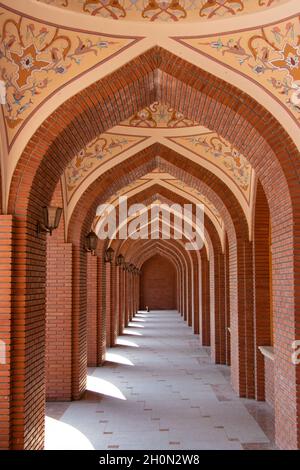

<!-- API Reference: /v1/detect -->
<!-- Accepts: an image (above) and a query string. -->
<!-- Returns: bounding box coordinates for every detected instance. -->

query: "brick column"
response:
[71,246,87,400]
[110,263,118,346]
[46,236,73,400]
[118,266,125,334]
[105,262,112,348]
[230,239,255,399]
[87,254,98,367]
[124,271,129,326]
[98,256,106,365]
[0,215,13,450]
[200,248,210,346]
[253,182,271,401]
[192,254,200,335]
[224,237,231,366]
[210,250,226,364]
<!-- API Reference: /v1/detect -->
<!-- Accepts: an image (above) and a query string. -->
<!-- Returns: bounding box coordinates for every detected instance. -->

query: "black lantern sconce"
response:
[129,264,135,273]
[37,206,62,236]
[85,230,98,255]
[104,247,114,263]
[123,261,129,272]
[116,254,125,267]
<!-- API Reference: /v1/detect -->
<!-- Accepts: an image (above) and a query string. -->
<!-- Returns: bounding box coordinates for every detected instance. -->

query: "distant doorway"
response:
[140,254,177,310]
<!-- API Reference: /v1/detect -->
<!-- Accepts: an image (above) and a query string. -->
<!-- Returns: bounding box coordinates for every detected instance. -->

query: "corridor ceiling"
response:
[0,0,299,245]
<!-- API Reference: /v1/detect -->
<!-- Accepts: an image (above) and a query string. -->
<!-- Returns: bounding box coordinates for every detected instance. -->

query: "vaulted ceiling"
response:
[0,0,299,251]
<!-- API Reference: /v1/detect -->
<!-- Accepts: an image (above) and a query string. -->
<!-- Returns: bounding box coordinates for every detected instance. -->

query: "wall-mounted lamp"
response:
[129,264,135,273]
[37,206,62,236]
[104,247,114,263]
[116,254,125,267]
[123,262,129,272]
[85,230,98,255]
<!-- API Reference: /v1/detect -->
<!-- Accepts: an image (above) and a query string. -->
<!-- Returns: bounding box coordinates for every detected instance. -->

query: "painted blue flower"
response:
[55,66,66,74]
[253,65,265,75]
[98,41,108,48]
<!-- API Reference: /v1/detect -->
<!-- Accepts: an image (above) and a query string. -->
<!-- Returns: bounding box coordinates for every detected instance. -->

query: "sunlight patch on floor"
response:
[87,375,127,400]
[106,351,134,366]
[116,338,139,348]
[45,416,94,450]
[123,328,143,336]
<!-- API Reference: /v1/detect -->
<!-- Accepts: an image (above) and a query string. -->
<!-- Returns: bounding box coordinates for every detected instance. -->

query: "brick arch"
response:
[127,239,189,317]
[140,251,177,311]
[120,198,225,354]
[68,160,253,395]
[6,46,300,450]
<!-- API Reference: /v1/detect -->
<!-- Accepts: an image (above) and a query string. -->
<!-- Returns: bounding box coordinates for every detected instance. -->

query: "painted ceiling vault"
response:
[37,0,288,22]
[0,0,299,243]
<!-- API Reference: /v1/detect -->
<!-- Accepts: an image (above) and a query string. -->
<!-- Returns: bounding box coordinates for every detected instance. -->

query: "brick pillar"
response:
[210,250,226,364]
[253,182,271,401]
[110,263,118,346]
[98,256,106,365]
[46,236,73,400]
[0,215,13,450]
[187,264,193,327]
[200,248,210,346]
[230,239,255,399]
[118,266,125,334]
[192,254,200,335]
[105,262,112,348]
[124,271,129,326]
[10,217,46,450]
[224,237,231,366]
[130,273,134,319]
[87,254,98,367]
[71,246,87,400]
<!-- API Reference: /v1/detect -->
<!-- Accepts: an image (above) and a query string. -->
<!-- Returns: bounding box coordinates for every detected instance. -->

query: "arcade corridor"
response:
[45,311,274,450]
[0,0,300,452]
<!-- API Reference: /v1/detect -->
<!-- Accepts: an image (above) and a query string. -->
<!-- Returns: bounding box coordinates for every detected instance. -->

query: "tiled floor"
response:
[45,310,276,450]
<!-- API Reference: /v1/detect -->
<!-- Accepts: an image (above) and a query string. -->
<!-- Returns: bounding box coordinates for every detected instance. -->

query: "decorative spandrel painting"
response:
[120,102,199,128]
[175,15,300,123]
[169,132,253,203]
[37,0,288,22]
[64,132,148,202]
[0,7,140,146]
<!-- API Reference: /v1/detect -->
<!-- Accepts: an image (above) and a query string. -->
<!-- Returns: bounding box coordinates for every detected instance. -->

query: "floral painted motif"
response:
[65,133,148,201]
[83,0,126,19]
[170,132,252,201]
[121,102,199,128]
[0,7,139,145]
[199,0,244,19]
[141,1,187,22]
[175,16,300,122]
[172,179,223,227]
[37,0,287,22]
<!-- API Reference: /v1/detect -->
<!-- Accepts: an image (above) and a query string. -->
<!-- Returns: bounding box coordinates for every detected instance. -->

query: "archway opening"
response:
[140,254,177,311]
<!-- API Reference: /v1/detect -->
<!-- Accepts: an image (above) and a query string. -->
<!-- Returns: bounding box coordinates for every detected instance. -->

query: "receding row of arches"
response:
[0,47,299,451]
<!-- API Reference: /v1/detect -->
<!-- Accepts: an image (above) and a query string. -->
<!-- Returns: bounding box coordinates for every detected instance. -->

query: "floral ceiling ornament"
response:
[83,0,126,19]
[0,7,140,145]
[64,132,148,201]
[169,132,252,202]
[142,1,187,22]
[199,0,244,19]
[122,102,199,128]
[174,15,300,122]
[37,0,286,22]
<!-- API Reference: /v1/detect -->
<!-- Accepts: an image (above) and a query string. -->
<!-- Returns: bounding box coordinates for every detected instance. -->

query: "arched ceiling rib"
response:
[36,0,290,23]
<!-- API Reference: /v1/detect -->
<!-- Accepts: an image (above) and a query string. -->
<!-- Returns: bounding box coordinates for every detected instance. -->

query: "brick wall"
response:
[264,356,275,408]
[0,216,13,449]
[46,183,73,401]
[140,254,177,310]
